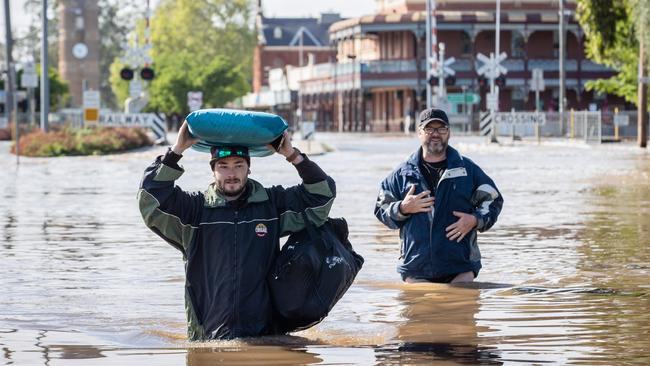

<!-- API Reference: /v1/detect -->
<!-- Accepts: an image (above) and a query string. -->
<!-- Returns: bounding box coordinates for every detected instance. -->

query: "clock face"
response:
[72,43,88,59]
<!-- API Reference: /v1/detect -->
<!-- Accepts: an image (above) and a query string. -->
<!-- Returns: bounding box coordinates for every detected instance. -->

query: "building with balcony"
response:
[245,0,627,133]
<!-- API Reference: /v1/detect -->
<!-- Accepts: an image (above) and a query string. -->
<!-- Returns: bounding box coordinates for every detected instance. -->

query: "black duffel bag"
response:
[268,214,364,333]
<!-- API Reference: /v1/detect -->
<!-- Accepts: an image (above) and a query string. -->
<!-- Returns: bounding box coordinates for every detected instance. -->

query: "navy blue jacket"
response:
[374,145,503,280]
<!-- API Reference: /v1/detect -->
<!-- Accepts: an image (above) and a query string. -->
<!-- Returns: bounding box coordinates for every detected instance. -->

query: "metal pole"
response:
[438,43,445,99]
[639,38,648,148]
[490,0,501,143]
[425,0,431,108]
[559,0,566,136]
[41,0,50,132]
[298,30,303,130]
[3,0,18,163]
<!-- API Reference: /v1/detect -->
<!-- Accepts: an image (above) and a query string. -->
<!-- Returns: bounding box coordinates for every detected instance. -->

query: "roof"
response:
[330,9,580,33]
[259,14,343,47]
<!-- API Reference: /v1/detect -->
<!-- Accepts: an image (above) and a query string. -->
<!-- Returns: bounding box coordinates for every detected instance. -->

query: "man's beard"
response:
[217,179,246,197]
[425,138,447,155]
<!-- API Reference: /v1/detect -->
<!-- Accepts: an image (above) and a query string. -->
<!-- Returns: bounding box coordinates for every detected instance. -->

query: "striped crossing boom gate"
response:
[99,113,167,143]
[479,111,493,136]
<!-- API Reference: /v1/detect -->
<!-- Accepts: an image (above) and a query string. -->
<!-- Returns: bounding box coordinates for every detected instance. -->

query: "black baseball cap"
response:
[418,108,449,128]
[209,145,250,167]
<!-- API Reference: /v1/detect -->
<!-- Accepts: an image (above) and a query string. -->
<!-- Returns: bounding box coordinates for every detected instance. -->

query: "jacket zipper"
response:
[232,209,239,333]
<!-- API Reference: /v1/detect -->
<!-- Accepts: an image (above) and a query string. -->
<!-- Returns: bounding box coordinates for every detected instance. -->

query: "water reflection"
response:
[374,283,502,365]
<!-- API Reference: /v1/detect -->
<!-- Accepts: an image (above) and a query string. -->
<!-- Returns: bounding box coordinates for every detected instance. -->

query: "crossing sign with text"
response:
[495,112,546,125]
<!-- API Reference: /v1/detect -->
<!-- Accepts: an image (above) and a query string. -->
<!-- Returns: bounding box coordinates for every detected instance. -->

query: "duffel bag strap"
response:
[301,211,330,253]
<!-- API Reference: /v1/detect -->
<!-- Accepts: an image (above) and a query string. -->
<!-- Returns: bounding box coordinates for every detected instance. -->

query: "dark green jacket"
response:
[137,151,336,340]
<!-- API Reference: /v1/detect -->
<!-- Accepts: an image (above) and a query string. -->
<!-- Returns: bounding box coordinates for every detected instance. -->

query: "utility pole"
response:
[4,0,18,162]
[297,29,303,131]
[425,0,437,109]
[559,0,566,136]
[639,37,648,148]
[490,0,501,143]
[41,0,50,132]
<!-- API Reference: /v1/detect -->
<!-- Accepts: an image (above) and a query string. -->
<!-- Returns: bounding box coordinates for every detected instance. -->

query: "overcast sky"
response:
[3,0,377,37]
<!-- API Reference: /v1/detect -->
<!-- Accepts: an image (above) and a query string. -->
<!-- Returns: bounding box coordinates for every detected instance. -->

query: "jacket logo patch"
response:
[255,223,268,237]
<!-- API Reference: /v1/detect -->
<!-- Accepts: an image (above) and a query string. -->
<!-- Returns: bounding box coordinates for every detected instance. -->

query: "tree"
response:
[110,0,255,114]
[98,0,142,109]
[577,0,649,107]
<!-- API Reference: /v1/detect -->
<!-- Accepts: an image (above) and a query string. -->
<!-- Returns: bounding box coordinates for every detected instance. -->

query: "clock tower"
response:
[58,0,101,108]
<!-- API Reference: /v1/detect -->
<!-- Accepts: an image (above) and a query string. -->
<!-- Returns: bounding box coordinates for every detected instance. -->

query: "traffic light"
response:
[120,67,134,81]
[496,75,506,88]
[445,75,456,87]
[427,75,435,86]
[140,67,155,81]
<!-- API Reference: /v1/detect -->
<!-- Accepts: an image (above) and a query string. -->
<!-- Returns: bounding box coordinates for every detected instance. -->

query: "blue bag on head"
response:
[186,108,289,157]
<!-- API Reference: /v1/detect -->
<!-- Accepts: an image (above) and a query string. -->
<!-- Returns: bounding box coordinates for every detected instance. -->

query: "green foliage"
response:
[98,0,139,109]
[110,0,256,114]
[11,126,152,157]
[577,0,650,105]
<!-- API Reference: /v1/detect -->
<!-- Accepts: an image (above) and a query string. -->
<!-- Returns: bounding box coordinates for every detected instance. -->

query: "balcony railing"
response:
[286,58,613,84]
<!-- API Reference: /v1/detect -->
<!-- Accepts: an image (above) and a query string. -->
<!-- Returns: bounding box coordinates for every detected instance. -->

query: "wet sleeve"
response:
[273,155,336,236]
[470,164,503,232]
[374,172,409,230]
[137,150,203,255]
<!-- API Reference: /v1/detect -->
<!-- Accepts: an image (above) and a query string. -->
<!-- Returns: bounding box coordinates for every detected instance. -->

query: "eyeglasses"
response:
[421,126,449,135]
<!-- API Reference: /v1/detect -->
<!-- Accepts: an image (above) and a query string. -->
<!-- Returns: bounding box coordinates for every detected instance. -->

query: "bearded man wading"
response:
[137,121,336,340]
[374,109,503,284]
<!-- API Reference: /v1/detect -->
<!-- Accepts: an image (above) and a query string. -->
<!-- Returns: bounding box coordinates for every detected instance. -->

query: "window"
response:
[460,31,471,55]
[511,32,526,58]
[274,27,282,39]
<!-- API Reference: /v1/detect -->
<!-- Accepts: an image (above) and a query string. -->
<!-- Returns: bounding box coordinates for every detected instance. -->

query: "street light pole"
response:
[425,0,437,109]
[490,0,501,143]
[297,30,303,131]
[3,0,18,162]
[41,0,50,132]
[559,0,566,136]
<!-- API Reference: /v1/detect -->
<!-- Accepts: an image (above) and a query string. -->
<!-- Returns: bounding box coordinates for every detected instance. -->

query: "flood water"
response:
[1,133,649,365]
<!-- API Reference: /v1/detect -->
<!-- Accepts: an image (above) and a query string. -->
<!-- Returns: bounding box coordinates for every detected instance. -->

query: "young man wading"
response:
[137,121,336,340]
[375,109,503,284]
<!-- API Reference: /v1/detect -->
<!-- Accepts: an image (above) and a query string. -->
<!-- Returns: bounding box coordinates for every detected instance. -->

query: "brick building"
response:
[245,0,626,132]
[252,8,341,93]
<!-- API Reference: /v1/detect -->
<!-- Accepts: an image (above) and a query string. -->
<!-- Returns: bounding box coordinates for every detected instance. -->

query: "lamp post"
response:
[425,0,437,109]
[347,54,357,131]
[41,0,50,132]
[558,0,566,136]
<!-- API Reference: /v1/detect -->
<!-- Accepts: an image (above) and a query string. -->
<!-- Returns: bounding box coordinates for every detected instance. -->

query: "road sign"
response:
[476,52,508,79]
[495,112,546,125]
[486,93,498,110]
[639,76,650,84]
[187,91,203,112]
[447,93,480,104]
[100,112,167,140]
[83,90,101,125]
[614,114,629,126]
[480,111,493,136]
[21,62,38,88]
[530,68,545,92]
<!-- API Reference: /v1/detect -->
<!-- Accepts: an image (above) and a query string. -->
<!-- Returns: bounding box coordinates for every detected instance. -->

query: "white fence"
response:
[494,110,648,143]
